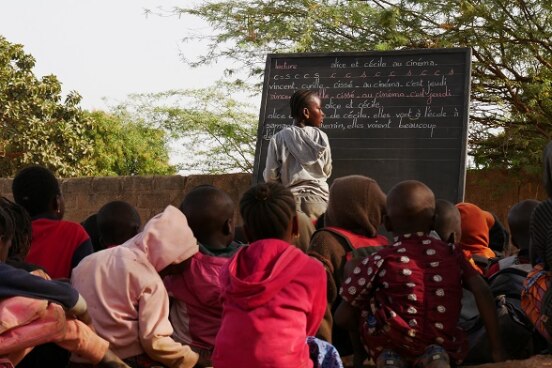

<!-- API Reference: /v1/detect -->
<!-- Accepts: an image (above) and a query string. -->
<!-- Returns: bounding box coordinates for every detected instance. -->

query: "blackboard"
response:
[252,48,471,203]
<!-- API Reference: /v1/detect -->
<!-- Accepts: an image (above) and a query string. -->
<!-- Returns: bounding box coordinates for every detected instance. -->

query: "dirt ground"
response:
[343,354,552,367]
[464,355,552,367]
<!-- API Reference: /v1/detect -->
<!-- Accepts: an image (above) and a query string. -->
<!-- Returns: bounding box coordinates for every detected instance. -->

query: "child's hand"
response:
[30,268,51,280]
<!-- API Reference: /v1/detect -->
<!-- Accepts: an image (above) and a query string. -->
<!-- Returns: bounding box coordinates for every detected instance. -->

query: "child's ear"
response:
[223,218,234,236]
[383,214,393,232]
[302,107,310,120]
[291,215,299,237]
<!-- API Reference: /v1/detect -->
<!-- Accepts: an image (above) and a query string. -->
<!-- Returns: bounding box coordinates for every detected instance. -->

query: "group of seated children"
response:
[3,152,552,368]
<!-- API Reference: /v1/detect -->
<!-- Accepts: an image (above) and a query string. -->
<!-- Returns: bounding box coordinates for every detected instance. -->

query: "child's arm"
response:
[463,274,506,363]
[139,280,199,368]
[263,136,280,182]
[0,263,80,310]
[335,301,367,368]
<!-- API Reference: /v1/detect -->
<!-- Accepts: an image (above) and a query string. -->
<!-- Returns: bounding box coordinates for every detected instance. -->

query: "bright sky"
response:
[0,0,228,110]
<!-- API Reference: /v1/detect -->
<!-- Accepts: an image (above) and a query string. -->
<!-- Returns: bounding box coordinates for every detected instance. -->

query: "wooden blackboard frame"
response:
[252,48,471,203]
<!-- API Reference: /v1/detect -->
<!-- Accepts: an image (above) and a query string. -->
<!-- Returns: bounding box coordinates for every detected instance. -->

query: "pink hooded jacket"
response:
[71,206,199,368]
[213,239,327,368]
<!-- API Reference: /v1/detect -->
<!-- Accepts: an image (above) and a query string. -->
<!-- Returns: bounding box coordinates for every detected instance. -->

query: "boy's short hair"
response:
[97,201,141,247]
[179,185,234,240]
[240,182,295,240]
[12,165,61,217]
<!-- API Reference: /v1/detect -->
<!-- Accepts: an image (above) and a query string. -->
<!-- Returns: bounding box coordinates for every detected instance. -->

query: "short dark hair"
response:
[240,182,295,240]
[97,201,141,247]
[12,165,60,217]
[289,90,319,119]
[179,185,234,241]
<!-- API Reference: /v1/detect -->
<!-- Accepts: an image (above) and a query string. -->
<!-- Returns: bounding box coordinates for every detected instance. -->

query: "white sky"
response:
[0,0,229,110]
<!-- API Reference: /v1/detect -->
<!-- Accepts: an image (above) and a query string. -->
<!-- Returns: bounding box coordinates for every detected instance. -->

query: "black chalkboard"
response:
[252,48,471,203]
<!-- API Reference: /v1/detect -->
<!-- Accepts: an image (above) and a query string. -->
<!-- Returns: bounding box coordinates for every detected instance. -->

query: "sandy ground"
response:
[464,355,552,367]
[343,354,552,367]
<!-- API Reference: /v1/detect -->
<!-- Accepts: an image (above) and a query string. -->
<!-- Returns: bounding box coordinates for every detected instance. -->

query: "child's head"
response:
[97,201,141,249]
[12,165,63,218]
[384,180,435,235]
[543,141,552,198]
[290,89,324,127]
[179,185,235,249]
[325,175,386,237]
[434,199,462,244]
[456,202,494,249]
[508,199,540,252]
[0,197,16,262]
[0,197,32,262]
[240,182,297,242]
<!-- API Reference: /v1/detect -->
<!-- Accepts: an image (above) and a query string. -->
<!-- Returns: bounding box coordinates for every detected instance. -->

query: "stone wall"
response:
[0,169,546,227]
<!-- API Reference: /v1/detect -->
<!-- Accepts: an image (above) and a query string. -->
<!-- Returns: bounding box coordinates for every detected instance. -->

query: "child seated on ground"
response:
[213,182,335,368]
[97,201,141,249]
[434,199,462,244]
[164,185,243,365]
[486,199,538,278]
[12,165,93,279]
[456,202,497,274]
[309,175,388,349]
[0,197,127,368]
[71,206,201,368]
[522,142,552,344]
[335,180,504,368]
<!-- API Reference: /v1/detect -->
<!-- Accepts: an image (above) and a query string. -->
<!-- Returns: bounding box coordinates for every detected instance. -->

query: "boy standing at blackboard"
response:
[264,90,332,220]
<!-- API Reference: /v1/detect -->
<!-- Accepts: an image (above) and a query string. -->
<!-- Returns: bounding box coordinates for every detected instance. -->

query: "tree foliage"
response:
[113,82,257,174]
[85,110,176,176]
[173,0,552,173]
[0,35,95,177]
[0,36,174,177]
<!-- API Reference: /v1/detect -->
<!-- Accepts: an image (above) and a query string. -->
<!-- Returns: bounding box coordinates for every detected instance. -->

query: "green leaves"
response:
[112,81,257,174]
[171,0,552,173]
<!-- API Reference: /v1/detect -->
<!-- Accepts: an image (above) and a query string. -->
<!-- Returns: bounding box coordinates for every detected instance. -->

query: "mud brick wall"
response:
[0,173,252,225]
[0,169,546,228]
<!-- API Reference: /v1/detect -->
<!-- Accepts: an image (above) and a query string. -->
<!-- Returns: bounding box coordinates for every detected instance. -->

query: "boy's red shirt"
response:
[340,233,478,364]
[26,218,91,279]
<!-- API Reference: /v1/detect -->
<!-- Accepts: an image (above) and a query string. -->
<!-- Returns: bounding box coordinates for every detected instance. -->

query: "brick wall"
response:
[0,173,252,225]
[0,170,546,228]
